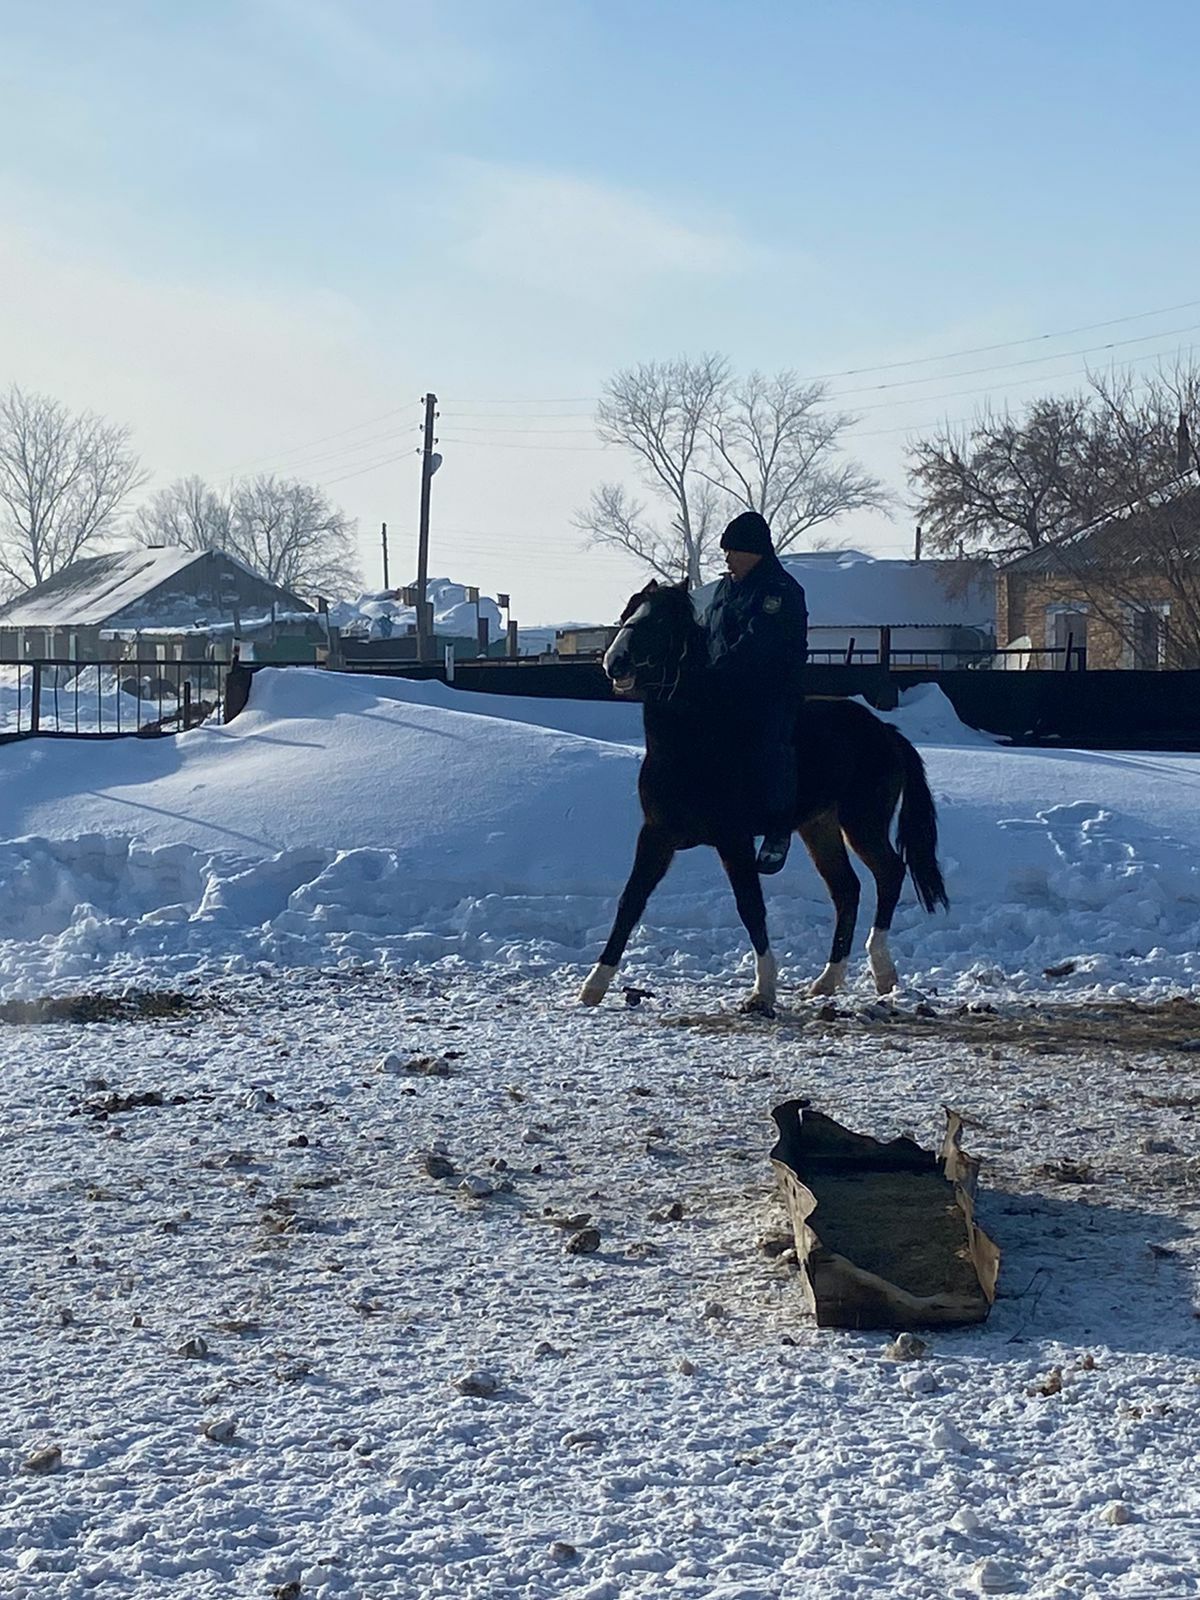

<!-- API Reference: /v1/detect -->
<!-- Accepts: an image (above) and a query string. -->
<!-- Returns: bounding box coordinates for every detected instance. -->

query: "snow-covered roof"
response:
[0,547,312,630]
[784,551,995,627]
[0,548,209,629]
[696,551,995,629]
[1002,479,1200,574]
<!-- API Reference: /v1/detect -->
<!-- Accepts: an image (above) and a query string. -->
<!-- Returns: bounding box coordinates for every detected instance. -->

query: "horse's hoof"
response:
[873,972,899,997]
[809,961,848,998]
[740,995,776,1019]
[578,963,616,1007]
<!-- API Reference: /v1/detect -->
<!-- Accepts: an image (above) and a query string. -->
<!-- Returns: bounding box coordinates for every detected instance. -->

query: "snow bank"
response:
[869,682,1003,748]
[1,668,1200,999]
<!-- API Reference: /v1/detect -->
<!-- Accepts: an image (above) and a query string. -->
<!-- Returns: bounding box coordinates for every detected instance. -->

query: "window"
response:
[1045,604,1088,667]
[1125,603,1170,669]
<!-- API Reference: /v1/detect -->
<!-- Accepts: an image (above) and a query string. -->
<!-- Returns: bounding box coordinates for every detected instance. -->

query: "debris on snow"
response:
[452,1370,498,1398]
[884,1333,929,1362]
[202,1416,238,1443]
[458,1175,494,1199]
[565,1227,601,1255]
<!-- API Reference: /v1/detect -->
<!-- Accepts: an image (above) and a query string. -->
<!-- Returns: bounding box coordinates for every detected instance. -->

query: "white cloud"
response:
[446,160,762,302]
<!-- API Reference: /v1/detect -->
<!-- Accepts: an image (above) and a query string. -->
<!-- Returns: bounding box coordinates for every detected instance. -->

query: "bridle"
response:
[617,606,700,702]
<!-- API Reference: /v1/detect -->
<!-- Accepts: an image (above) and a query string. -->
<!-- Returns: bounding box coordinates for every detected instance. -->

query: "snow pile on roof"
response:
[1,668,1199,999]
[694,550,995,629]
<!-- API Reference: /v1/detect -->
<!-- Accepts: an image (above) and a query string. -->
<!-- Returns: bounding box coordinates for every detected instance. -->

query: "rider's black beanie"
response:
[720,510,774,555]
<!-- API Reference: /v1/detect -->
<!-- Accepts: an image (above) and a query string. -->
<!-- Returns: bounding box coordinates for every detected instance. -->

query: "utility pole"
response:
[416,392,438,662]
[381,521,390,590]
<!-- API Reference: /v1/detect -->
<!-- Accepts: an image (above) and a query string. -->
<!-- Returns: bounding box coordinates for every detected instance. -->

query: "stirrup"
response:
[756,834,791,875]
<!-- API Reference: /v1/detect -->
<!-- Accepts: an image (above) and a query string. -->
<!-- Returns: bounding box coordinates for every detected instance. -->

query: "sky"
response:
[3,0,1200,623]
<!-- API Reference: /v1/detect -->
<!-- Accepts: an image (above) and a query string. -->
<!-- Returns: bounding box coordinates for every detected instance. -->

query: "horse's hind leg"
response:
[841,807,906,995]
[799,810,860,996]
[716,838,776,1016]
[579,825,675,1005]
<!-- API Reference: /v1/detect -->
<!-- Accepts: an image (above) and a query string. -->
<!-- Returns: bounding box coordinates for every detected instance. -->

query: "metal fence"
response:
[806,644,1087,671]
[0,659,231,738]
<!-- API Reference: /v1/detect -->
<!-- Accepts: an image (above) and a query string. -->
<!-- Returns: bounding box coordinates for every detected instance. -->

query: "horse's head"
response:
[603,580,703,699]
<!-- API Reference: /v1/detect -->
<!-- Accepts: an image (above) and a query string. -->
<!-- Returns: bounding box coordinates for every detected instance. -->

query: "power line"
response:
[827,320,1200,399]
[845,334,1199,417]
[441,295,1200,412]
[438,436,611,452]
[436,423,600,436]
[806,295,1200,381]
[321,448,419,486]
[228,401,421,474]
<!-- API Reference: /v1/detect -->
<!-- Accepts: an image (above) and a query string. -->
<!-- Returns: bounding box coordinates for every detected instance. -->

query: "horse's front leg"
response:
[579,826,676,1005]
[717,838,777,1017]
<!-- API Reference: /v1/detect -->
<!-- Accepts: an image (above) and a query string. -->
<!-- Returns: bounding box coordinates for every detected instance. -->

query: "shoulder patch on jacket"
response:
[763,594,782,614]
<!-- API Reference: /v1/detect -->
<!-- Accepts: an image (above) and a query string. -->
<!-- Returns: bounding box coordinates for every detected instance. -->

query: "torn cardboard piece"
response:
[770,1101,1001,1330]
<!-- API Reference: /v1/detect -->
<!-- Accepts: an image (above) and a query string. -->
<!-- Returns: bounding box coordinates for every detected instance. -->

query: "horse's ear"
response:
[646,579,659,592]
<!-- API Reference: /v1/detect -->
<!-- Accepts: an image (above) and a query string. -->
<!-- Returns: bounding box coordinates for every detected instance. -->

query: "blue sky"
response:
[3,0,1199,618]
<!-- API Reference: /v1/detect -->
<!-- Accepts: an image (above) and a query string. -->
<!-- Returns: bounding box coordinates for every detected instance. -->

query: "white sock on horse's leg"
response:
[579,963,617,1006]
[749,948,777,1009]
[809,959,848,997]
[866,928,898,994]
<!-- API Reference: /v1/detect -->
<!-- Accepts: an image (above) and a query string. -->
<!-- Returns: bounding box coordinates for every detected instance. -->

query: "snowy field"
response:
[2,669,1199,1597]
[1,667,1200,1001]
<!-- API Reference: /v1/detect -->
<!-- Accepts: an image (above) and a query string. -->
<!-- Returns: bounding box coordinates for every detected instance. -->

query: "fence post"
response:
[843,636,856,667]
[507,621,519,658]
[1065,631,1074,672]
[29,661,41,734]
[182,680,193,729]
[879,625,892,671]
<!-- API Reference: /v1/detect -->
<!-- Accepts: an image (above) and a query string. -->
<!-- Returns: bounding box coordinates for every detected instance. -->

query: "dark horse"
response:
[579,581,948,1014]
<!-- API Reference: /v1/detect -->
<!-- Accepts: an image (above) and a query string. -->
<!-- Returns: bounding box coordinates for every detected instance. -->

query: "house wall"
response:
[998,569,1179,668]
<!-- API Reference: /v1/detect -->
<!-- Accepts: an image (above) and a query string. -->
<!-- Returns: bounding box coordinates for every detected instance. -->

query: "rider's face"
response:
[724,550,762,582]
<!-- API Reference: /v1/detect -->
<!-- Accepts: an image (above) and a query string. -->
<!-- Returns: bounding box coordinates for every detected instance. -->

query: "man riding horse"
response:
[706,510,809,875]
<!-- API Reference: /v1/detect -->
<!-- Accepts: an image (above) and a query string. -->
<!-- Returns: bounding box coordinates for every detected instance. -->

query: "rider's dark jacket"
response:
[705,553,808,696]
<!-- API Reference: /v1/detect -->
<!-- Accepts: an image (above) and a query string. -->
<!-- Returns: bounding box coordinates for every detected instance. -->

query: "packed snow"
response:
[2,667,1199,1598]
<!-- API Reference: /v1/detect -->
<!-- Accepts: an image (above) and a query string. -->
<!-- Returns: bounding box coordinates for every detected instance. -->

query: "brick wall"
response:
[998,569,1177,667]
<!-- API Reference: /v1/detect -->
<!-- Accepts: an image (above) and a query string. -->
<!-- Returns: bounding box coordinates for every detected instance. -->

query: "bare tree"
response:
[1051,368,1200,665]
[578,356,727,585]
[915,365,1200,662]
[0,386,144,593]
[132,475,231,550]
[577,356,882,585]
[906,396,1111,559]
[228,475,361,597]
[701,370,888,550]
[131,473,361,597]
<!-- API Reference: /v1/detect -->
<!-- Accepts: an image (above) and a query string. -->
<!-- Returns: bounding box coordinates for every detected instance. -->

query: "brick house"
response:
[996,486,1200,669]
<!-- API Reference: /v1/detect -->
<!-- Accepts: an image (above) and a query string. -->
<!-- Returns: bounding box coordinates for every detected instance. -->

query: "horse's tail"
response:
[893,732,949,913]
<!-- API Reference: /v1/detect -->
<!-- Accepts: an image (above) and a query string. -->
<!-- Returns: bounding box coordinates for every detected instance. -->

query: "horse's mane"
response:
[619,581,703,637]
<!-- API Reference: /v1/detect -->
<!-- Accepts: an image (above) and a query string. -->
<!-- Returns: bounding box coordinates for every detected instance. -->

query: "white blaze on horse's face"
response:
[604,602,651,692]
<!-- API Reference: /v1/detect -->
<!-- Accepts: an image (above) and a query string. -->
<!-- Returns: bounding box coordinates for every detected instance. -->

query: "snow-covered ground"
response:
[2,969,1198,1599]
[0,670,1199,1001]
[2,668,1199,1597]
